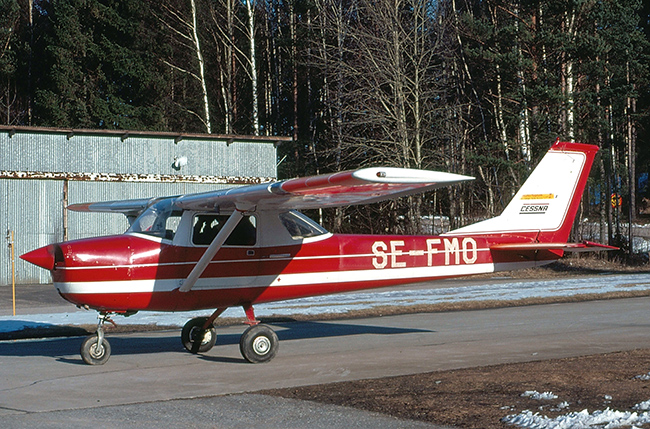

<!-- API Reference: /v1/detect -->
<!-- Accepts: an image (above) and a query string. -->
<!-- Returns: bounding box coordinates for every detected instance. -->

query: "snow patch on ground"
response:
[505,390,650,428]
[503,407,650,428]
[633,400,650,411]
[521,391,559,400]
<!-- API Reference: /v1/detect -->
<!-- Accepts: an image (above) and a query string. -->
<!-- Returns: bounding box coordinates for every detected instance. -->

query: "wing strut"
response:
[179,209,245,293]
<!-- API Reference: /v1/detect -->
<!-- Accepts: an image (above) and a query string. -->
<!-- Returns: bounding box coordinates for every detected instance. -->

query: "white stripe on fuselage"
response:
[56,246,493,271]
[54,259,548,295]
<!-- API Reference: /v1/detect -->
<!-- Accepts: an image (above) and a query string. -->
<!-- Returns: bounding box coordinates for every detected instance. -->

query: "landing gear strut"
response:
[80,313,113,365]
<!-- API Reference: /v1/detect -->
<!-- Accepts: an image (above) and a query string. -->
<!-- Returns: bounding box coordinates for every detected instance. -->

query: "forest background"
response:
[1,0,649,256]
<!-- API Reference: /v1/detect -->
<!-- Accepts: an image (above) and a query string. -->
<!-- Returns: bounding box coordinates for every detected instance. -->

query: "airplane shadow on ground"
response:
[0,320,433,364]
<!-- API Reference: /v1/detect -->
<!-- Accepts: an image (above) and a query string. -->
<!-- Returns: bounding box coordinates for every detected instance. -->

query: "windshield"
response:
[127,199,182,240]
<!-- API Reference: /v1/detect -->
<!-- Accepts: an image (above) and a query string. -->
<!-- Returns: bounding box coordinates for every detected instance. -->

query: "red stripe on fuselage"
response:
[51,232,560,312]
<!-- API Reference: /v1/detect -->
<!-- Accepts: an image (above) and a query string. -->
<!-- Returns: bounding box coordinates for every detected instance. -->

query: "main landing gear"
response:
[181,305,279,364]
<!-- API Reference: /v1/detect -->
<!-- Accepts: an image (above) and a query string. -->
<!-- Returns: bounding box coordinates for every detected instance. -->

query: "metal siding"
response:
[2,179,62,284]
[0,133,277,178]
[1,129,278,285]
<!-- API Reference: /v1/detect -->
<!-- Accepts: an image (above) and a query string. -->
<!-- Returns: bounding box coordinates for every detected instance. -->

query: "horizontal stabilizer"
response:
[491,241,618,253]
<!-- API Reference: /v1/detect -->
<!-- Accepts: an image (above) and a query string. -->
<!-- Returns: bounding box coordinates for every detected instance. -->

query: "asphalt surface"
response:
[2,283,650,427]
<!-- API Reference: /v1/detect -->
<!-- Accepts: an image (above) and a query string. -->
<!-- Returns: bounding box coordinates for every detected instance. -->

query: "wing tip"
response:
[352,167,474,184]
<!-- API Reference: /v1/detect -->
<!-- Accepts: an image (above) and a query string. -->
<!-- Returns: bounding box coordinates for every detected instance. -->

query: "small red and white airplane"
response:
[21,140,615,365]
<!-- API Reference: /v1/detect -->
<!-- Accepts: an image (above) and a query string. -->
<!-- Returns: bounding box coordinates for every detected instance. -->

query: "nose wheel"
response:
[80,313,113,365]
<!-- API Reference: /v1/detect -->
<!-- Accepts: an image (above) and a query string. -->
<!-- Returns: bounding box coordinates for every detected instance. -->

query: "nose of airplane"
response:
[20,245,57,270]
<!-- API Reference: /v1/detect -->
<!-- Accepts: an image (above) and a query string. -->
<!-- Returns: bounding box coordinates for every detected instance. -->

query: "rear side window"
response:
[279,211,328,239]
[192,214,257,246]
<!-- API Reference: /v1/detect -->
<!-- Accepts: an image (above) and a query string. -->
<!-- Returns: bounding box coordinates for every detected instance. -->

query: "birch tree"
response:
[245,0,260,135]
[157,0,212,133]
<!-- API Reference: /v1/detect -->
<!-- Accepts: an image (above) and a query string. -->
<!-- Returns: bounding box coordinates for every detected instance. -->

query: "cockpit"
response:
[127,198,329,246]
[127,199,182,240]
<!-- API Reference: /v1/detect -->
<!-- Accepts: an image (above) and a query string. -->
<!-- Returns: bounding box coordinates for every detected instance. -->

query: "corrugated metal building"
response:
[0,126,290,284]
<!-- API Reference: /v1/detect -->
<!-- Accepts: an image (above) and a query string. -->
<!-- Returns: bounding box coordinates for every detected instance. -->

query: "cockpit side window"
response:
[279,211,328,239]
[192,214,257,246]
[127,199,182,240]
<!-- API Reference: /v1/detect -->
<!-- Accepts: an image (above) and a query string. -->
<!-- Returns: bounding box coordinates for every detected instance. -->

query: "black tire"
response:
[239,324,279,363]
[181,317,217,353]
[80,335,111,365]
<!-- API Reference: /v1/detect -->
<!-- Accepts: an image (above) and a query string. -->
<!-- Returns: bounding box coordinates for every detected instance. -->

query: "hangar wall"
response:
[0,126,288,284]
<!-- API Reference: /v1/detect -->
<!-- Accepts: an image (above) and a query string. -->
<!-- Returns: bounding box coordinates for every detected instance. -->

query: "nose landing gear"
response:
[80,313,114,365]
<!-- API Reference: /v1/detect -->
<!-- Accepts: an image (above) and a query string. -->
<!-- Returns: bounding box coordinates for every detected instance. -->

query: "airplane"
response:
[21,139,616,365]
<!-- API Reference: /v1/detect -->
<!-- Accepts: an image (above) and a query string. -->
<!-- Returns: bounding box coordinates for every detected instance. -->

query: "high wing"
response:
[68,167,473,214]
[175,167,473,212]
[68,197,160,215]
[67,197,171,224]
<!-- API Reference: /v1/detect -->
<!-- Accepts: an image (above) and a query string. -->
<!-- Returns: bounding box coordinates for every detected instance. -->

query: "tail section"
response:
[447,140,598,243]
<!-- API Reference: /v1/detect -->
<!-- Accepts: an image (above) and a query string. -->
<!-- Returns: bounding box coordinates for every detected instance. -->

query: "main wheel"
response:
[80,335,111,365]
[239,324,279,363]
[181,317,217,353]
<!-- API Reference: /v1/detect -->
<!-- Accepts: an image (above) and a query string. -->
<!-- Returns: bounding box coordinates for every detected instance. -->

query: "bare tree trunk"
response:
[514,2,531,162]
[190,0,212,133]
[626,57,636,252]
[246,0,260,135]
[230,0,238,130]
[596,76,609,250]
[159,0,212,132]
[264,13,273,136]
[487,2,509,161]
[563,8,576,141]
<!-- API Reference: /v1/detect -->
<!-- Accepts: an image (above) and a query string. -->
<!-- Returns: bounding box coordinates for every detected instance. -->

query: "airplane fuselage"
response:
[47,230,557,313]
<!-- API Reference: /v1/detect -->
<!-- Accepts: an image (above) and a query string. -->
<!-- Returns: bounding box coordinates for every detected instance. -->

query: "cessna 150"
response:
[21,140,615,365]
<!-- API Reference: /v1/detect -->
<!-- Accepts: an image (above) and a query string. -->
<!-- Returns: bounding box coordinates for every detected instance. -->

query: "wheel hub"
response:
[252,336,270,355]
[90,342,105,359]
[191,327,212,345]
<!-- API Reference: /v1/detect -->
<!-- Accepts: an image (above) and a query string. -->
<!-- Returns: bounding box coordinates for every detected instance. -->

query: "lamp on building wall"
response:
[172,156,188,171]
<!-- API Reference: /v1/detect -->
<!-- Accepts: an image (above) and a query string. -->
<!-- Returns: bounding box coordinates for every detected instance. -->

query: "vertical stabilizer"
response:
[447,140,598,243]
